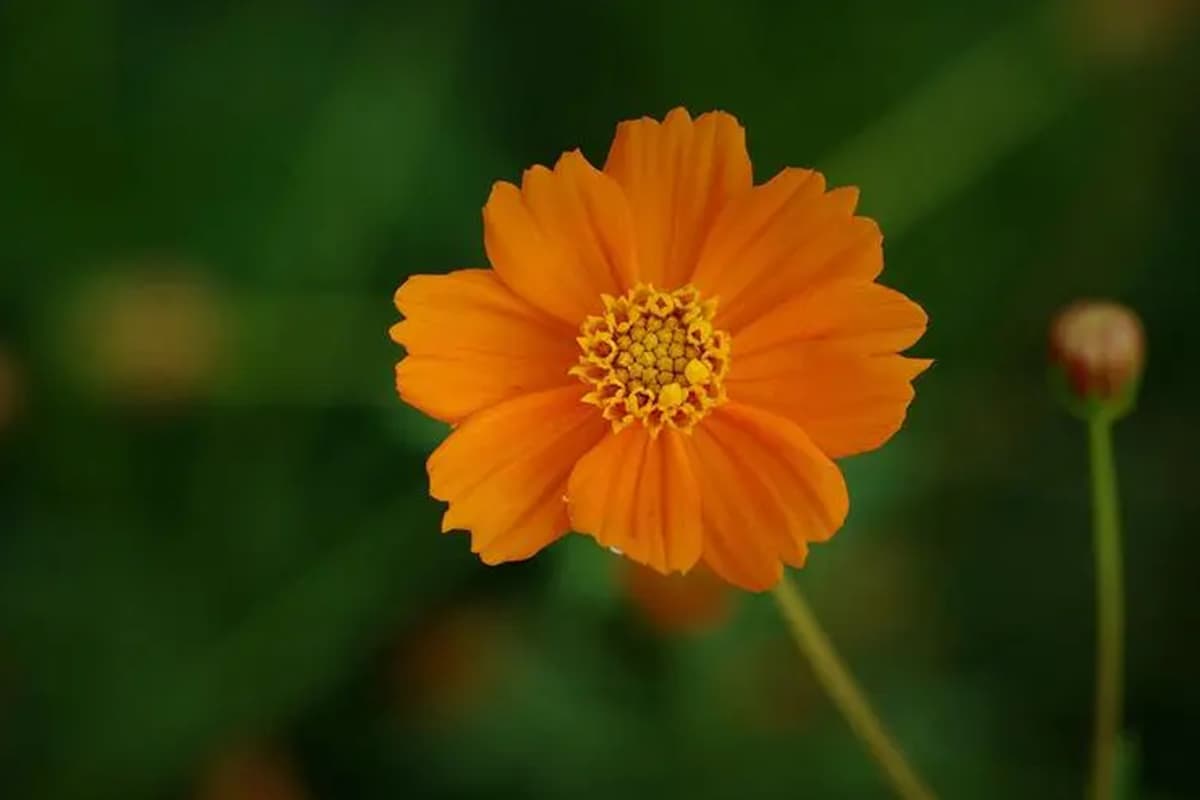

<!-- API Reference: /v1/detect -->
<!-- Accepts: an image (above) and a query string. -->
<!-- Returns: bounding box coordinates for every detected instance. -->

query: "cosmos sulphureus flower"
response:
[391,108,929,591]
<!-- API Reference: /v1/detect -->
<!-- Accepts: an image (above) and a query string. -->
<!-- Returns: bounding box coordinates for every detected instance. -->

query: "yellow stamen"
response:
[658,382,684,408]
[684,359,711,385]
[573,283,732,436]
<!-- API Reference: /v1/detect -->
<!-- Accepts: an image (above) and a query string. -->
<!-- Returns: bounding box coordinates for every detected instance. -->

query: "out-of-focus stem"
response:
[1088,413,1125,800]
[772,575,937,800]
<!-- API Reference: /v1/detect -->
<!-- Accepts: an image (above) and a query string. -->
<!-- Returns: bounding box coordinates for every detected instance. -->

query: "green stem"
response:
[772,575,937,800]
[1088,413,1125,800]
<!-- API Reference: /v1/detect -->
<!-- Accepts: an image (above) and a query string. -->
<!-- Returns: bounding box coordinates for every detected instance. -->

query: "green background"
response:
[2,1,1198,798]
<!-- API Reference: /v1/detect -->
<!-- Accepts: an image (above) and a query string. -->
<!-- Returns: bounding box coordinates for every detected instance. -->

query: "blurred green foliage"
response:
[1,1,1198,798]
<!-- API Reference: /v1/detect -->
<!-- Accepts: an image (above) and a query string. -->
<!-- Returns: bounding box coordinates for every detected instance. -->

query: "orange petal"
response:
[390,269,578,424]
[483,150,638,326]
[427,386,607,565]
[735,280,928,359]
[689,403,849,592]
[566,426,702,574]
[727,346,931,460]
[603,108,752,289]
[691,168,883,333]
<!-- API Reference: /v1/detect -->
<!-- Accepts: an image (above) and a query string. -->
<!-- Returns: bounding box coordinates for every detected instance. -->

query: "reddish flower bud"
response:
[1050,300,1145,406]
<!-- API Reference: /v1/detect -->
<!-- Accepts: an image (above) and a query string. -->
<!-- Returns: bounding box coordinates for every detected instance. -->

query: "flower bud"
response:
[1050,300,1145,409]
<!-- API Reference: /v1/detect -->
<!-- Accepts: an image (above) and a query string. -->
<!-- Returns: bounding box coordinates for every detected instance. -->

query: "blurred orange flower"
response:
[1078,0,1199,62]
[195,745,309,800]
[391,108,928,591]
[0,346,22,433]
[390,604,510,724]
[78,267,225,405]
[622,561,732,633]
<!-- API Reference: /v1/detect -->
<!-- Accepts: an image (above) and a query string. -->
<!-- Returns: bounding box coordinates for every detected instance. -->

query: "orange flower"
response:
[195,745,309,800]
[622,561,732,633]
[77,267,225,405]
[391,108,929,591]
[391,604,510,723]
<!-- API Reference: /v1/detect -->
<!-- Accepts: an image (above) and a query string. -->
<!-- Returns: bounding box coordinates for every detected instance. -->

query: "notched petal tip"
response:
[388,320,407,345]
[904,356,935,379]
[483,179,522,214]
[604,107,753,290]
[553,148,593,171]
[826,185,862,215]
[426,387,607,569]
[392,274,440,316]
[695,108,741,124]
[771,166,826,194]
[663,106,694,125]
[520,163,555,187]
[483,145,639,324]
[689,403,849,591]
[566,427,703,575]
[725,564,786,594]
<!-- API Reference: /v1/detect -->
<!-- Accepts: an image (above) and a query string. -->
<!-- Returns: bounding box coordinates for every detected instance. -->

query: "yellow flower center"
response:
[570,284,731,436]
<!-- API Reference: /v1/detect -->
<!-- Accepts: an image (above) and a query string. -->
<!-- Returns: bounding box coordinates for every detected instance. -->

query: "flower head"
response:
[391,109,929,591]
[1050,299,1144,414]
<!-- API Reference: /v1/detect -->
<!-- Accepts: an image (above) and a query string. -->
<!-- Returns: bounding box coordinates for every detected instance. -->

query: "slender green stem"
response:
[772,575,937,800]
[1088,413,1125,800]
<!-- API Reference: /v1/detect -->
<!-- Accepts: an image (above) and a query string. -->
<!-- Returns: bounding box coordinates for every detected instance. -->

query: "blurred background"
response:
[1,1,1198,798]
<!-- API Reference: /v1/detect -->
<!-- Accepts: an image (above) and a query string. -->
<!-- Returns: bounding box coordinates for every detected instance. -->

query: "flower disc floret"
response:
[571,284,730,436]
